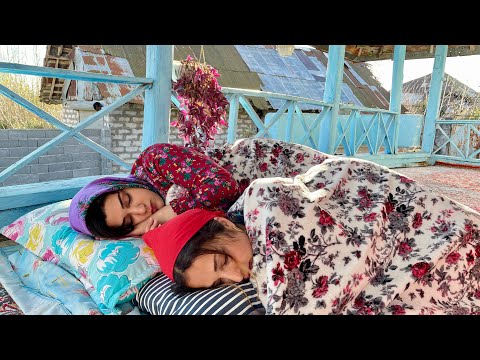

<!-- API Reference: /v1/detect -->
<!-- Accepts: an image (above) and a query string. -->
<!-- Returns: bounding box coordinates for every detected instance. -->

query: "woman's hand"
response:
[128,205,178,237]
[150,205,177,224]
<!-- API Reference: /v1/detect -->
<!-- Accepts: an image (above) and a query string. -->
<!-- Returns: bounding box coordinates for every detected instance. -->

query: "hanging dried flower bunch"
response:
[172,55,229,151]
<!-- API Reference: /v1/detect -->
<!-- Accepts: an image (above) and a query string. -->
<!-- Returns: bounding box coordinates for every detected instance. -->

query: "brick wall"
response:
[109,103,259,173]
[62,108,80,127]
[0,129,112,187]
[1,102,260,186]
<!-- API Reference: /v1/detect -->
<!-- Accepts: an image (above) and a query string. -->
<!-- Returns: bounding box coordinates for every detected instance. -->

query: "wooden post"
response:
[320,45,345,153]
[142,45,173,149]
[389,45,406,154]
[227,95,240,143]
[422,45,448,155]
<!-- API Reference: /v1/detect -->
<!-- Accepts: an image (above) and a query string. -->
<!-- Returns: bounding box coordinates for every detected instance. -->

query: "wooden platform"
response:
[397,163,480,213]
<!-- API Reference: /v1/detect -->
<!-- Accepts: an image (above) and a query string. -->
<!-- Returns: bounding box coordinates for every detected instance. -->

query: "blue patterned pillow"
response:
[0,200,160,313]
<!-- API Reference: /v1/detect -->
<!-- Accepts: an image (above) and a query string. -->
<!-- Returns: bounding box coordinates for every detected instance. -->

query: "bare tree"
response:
[0,45,62,129]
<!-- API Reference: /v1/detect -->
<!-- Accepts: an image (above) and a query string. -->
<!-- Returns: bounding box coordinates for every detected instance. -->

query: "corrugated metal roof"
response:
[403,73,479,99]
[68,46,143,104]
[40,45,392,111]
[236,45,390,110]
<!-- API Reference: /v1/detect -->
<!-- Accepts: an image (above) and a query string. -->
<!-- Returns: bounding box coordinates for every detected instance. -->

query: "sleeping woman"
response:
[69,138,329,239]
[143,154,480,315]
[68,143,240,239]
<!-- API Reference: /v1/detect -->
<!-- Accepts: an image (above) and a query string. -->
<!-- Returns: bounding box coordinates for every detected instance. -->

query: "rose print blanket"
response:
[233,155,480,315]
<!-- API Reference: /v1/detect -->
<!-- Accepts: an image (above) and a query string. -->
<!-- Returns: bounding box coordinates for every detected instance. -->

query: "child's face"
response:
[103,188,165,235]
[183,222,253,289]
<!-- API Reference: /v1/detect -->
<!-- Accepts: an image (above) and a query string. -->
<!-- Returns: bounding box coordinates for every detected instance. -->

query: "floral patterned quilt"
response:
[234,155,480,315]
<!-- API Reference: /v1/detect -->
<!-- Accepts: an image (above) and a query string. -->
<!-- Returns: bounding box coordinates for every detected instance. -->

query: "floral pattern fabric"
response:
[206,137,329,194]
[131,143,239,214]
[1,200,160,314]
[232,154,480,315]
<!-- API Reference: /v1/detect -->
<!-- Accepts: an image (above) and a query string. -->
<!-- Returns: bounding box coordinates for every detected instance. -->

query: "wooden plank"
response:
[285,101,295,142]
[227,95,240,143]
[334,111,355,155]
[431,155,480,166]
[0,175,125,228]
[48,58,60,101]
[256,100,291,138]
[0,62,152,85]
[355,152,430,168]
[142,45,173,149]
[298,108,330,148]
[0,85,147,182]
[238,96,265,131]
[222,87,329,106]
[294,104,317,148]
[321,45,346,153]
[0,175,105,211]
[0,84,131,176]
[390,45,406,154]
[422,45,448,154]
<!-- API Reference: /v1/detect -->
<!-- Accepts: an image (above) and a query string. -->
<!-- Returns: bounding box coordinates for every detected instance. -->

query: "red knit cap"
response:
[143,208,226,281]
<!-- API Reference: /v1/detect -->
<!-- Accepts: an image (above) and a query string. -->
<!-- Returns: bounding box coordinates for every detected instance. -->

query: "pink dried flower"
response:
[172,56,228,151]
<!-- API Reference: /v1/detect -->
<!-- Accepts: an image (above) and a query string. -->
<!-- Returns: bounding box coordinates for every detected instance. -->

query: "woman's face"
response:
[183,218,253,289]
[103,188,165,235]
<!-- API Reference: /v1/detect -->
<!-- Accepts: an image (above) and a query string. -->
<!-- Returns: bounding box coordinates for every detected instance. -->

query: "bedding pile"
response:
[237,156,480,314]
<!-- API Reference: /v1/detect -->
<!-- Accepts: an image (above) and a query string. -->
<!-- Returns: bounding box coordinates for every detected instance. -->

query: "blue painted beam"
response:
[294,104,316,148]
[340,104,396,114]
[285,101,295,142]
[300,108,330,148]
[389,45,406,154]
[238,96,265,130]
[422,45,448,154]
[0,84,131,171]
[222,87,330,106]
[0,174,128,228]
[0,61,152,85]
[321,45,346,153]
[431,155,480,166]
[227,95,240,143]
[0,85,148,182]
[256,100,291,138]
[171,93,181,109]
[142,45,173,149]
[355,152,430,168]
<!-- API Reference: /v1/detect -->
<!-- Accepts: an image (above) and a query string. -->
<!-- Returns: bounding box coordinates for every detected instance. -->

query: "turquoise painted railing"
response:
[212,87,401,157]
[334,105,398,156]
[431,120,480,165]
[6,56,471,187]
[0,61,153,182]
[222,87,334,149]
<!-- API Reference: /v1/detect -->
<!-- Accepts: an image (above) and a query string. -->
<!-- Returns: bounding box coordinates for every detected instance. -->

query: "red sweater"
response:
[130,143,240,214]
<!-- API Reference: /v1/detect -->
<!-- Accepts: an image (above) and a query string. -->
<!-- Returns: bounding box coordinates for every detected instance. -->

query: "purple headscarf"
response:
[68,175,160,236]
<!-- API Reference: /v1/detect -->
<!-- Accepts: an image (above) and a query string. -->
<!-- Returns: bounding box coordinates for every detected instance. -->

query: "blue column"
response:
[389,45,406,154]
[227,95,240,143]
[319,45,345,153]
[142,45,173,149]
[422,45,448,154]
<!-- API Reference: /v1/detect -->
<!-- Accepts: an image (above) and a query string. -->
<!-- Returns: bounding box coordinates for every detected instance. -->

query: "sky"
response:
[2,45,480,93]
[367,55,480,92]
[0,45,45,66]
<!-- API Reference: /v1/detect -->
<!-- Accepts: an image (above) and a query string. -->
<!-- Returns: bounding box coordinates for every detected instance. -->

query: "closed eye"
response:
[222,254,229,268]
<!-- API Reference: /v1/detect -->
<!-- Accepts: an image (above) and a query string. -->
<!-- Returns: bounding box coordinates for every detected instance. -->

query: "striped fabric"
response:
[135,273,265,315]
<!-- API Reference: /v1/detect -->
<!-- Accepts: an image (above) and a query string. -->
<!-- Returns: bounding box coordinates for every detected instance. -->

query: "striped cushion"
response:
[135,273,265,315]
